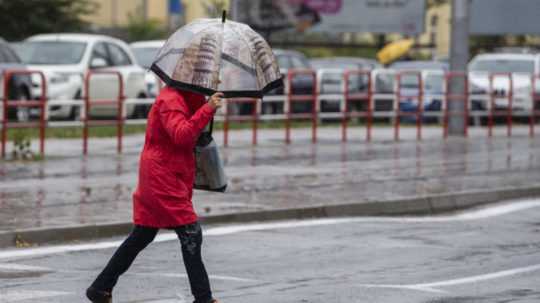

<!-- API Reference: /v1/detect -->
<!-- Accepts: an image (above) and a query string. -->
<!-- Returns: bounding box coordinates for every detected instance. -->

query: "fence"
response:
[1,68,539,158]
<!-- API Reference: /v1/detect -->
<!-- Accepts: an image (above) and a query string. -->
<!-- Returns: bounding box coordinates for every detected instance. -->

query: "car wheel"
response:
[15,90,31,122]
[131,94,150,119]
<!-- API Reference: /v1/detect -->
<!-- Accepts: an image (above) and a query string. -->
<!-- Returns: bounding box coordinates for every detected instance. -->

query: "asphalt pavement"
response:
[1,198,539,302]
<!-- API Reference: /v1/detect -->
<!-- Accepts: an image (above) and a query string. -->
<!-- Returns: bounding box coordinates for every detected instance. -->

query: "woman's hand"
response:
[207,92,224,110]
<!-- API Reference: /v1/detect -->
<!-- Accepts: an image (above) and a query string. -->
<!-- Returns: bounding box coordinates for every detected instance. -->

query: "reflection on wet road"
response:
[0,127,539,232]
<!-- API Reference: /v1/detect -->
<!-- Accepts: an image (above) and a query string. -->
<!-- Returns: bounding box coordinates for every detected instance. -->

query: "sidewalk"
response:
[0,125,539,246]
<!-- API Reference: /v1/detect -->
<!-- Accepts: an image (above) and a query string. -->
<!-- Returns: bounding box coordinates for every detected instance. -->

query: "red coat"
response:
[133,87,215,228]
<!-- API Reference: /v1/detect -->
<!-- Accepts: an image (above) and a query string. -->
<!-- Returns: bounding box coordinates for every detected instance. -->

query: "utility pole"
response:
[142,0,148,21]
[448,0,470,136]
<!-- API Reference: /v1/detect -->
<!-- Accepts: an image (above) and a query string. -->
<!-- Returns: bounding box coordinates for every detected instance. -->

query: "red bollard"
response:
[488,73,513,137]
[223,98,258,147]
[285,69,317,144]
[1,70,47,159]
[83,71,124,155]
[530,75,540,137]
[394,71,423,141]
[341,70,372,142]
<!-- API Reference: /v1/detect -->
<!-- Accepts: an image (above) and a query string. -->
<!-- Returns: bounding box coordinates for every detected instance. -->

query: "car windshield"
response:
[18,41,86,65]
[424,74,444,93]
[469,58,535,74]
[132,47,160,68]
[311,61,356,69]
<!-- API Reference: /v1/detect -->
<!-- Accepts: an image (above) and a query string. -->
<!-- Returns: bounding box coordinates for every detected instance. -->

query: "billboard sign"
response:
[232,0,426,35]
[470,0,540,35]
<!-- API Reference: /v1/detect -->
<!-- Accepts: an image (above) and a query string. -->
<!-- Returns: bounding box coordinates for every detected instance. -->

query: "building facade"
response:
[83,0,228,30]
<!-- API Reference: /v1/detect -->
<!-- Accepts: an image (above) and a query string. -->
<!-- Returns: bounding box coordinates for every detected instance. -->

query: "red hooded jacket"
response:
[133,87,215,227]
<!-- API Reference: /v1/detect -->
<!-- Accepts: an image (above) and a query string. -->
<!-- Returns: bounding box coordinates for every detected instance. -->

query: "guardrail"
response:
[1,70,47,159]
[83,70,124,155]
[489,72,513,137]
[285,69,318,144]
[0,68,539,158]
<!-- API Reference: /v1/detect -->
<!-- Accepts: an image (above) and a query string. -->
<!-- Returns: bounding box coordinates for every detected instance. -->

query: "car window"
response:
[91,42,111,66]
[276,55,291,69]
[0,47,7,62]
[107,43,132,66]
[132,47,159,68]
[469,58,535,74]
[19,41,86,65]
[0,45,19,63]
[291,56,309,68]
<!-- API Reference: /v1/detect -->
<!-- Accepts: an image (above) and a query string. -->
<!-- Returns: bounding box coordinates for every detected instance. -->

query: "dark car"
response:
[310,57,380,114]
[0,38,33,121]
[389,61,447,123]
[265,49,314,114]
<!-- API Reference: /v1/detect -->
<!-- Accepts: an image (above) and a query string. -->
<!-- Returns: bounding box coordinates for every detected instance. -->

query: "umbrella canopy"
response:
[151,16,283,98]
[376,39,414,65]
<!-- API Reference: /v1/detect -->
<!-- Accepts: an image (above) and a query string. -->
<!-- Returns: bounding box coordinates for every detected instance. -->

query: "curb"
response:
[1,185,540,248]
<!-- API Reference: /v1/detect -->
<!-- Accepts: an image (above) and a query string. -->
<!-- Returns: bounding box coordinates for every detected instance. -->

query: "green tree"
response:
[203,0,228,18]
[125,13,167,42]
[0,0,97,41]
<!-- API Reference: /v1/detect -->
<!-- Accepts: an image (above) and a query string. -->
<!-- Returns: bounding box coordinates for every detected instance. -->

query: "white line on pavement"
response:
[0,290,72,302]
[138,272,258,283]
[358,263,540,294]
[0,263,53,272]
[0,198,538,261]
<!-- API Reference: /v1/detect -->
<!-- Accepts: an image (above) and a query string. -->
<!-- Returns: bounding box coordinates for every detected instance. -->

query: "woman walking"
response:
[86,89,223,303]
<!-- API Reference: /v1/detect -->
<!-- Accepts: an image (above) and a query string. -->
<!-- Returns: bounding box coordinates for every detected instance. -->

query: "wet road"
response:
[0,126,539,232]
[1,199,540,302]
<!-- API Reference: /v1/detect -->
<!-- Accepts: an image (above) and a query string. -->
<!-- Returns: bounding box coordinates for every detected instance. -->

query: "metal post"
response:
[448,0,470,136]
[142,0,148,21]
[1,72,7,159]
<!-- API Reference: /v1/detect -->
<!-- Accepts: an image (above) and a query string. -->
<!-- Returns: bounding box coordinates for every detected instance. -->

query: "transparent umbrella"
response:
[151,12,283,98]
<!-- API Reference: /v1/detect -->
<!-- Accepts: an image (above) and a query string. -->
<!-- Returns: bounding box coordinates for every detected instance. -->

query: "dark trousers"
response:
[90,222,213,303]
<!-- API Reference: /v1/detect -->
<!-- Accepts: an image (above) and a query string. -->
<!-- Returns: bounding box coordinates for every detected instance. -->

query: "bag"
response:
[194,118,227,192]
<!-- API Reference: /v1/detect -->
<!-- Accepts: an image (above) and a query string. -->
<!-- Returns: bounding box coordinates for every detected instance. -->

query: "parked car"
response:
[264,49,313,114]
[0,38,34,122]
[372,62,447,123]
[390,60,449,72]
[130,40,165,98]
[310,57,381,71]
[310,57,380,113]
[468,53,539,112]
[19,34,148,119]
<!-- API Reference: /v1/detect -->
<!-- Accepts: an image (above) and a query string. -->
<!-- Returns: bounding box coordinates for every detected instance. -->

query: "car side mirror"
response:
[90,58,107,69]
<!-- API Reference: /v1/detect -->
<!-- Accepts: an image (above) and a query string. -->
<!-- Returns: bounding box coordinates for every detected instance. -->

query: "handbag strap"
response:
[208,118,214,135]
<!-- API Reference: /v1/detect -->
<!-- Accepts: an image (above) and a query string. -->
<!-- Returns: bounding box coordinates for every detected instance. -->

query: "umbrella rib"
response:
[221,53,256,76]
[226,24,261,85]
[153,48,185,64]
[154,48,256,77]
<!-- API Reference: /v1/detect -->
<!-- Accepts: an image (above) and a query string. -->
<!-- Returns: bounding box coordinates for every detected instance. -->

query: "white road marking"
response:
[0,290,71,301]
[359,264,540,294]
[0,198,539,261]
[0,263,52,272]
[136,272,258,283]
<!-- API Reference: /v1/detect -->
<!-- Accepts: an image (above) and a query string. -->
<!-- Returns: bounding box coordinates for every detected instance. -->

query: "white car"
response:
[468,53,540,111]
[20,34,148,119]
[130,40,165,98]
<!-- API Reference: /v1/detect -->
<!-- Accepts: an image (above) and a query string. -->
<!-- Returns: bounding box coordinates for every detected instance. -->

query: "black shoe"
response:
[86,287,112,303]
